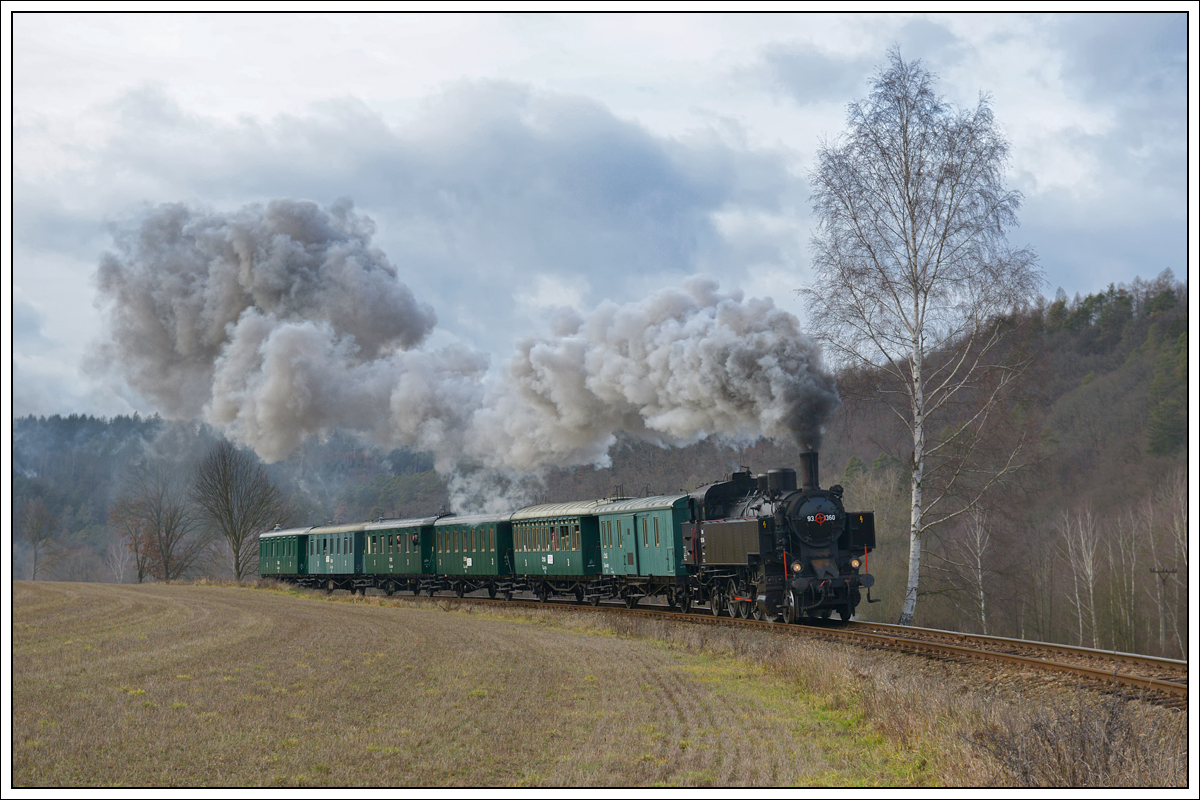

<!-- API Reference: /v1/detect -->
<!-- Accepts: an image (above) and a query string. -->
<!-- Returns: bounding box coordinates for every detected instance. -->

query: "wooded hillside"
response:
[12,270,1188,656]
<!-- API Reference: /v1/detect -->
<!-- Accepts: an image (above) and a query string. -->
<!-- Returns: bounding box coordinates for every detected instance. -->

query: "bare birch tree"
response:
[1058,506,1101,648]
[805,48,1040,625]
[191,440,288,582]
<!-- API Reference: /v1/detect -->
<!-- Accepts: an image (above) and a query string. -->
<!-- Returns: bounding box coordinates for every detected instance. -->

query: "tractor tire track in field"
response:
[13,582,925,787]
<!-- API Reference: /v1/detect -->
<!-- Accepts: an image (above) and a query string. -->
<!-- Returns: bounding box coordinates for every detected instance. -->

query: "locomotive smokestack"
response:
[798,451,819,491]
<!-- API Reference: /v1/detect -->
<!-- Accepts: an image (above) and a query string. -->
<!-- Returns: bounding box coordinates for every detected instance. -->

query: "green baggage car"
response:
[595,494,690,608]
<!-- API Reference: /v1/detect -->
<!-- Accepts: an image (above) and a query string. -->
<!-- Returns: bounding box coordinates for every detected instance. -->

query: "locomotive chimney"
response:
[798,451,819,491]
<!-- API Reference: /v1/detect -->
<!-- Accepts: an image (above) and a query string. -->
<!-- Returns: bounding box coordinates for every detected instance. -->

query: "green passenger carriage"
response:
[433,513,515,598]
[363,516,440,595]
[307,523,366,593]
[258,526,311,580]
[509,500,605,603]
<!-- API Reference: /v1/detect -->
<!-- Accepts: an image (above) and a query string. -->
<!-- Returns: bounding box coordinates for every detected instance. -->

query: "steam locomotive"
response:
[259,451,877,622]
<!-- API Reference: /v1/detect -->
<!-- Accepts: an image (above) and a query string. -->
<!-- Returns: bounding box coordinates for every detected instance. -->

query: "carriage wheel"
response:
[537,584,549,603]
[665,589,678,612]
[455,583,465,598]
[679,590,694,614]
[487,584,497,599]
[503,590,513,601]
[325,579,334,595]
[588,593,601,607]
[574,586,585,605]
[384,582,395,597]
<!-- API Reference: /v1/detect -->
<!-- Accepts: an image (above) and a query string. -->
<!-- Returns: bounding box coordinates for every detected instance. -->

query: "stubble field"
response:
[11,581,1185,787]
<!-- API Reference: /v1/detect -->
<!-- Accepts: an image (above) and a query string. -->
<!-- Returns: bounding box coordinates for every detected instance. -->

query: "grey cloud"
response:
[760,45,874,105]
[69,81,792,358]
[1051,14,1186,196]
[14,298,52,351]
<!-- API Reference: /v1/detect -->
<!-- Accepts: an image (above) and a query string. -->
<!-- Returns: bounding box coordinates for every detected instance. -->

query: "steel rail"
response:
[388,593,1188,700]
[843,620,1188,672]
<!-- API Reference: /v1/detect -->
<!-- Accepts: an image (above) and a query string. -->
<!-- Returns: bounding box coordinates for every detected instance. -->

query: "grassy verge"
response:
[12,581,1186,787]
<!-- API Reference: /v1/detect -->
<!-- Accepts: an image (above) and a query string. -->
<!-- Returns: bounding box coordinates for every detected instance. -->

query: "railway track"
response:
[385,591,1188,707]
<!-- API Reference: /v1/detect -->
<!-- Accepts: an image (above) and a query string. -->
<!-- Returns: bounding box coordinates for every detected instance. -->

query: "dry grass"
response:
[13,581,927,787]
[12,581,1186,787]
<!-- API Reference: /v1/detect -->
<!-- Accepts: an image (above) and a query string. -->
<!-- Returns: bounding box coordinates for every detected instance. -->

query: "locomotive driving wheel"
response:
[708,588,722,616]
[782,589,798,624]
[727,581,747,618]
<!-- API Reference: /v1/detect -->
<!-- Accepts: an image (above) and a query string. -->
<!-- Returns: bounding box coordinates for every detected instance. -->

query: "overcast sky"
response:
[9,11,1194,421]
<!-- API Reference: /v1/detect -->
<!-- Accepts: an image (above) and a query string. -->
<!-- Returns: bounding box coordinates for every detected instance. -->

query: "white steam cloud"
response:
[93,199,838,509]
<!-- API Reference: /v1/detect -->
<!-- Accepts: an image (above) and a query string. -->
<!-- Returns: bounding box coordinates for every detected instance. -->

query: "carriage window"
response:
[654,517,660,547]
[643,519,648,547]
[573,524,579,550]
[490,528,495,552]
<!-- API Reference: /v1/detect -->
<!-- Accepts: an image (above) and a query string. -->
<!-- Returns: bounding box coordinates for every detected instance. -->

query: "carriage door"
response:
[617,514,640,575]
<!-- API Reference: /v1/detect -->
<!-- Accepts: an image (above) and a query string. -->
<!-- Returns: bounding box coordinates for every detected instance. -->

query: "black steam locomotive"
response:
[687,451,877,622]
[260,451,877,622]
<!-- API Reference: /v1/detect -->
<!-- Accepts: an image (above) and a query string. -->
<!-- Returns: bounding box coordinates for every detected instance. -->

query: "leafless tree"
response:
[104,534,132,583]
[111,458,209,582]
[1058,506,1101,648]
[804,48,1040,625]
[109,495,153,583]
[191,440,289,582]
[19,497,62,580]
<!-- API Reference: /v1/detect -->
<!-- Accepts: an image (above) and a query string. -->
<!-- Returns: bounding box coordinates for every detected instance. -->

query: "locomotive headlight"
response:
[791,562,802,573]
[850,558,861,569]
